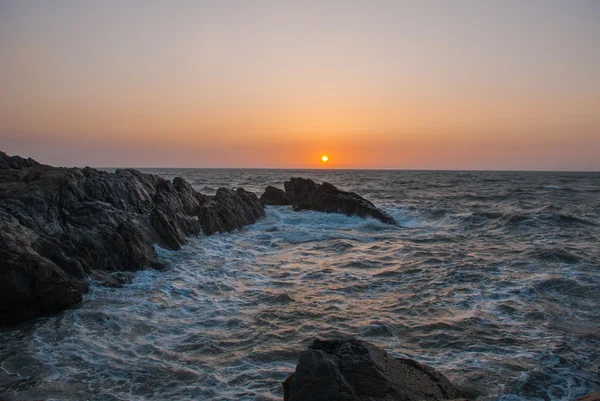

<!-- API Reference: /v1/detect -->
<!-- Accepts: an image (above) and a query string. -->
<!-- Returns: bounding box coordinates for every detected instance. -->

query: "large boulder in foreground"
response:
[283,338,465,401]
[0,151,264,326]
[278,177,396,225]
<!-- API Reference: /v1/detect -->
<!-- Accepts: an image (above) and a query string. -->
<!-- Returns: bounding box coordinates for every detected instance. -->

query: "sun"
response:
[321,155,329,163]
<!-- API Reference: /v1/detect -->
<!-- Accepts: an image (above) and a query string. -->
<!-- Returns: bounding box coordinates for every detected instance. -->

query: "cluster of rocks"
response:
[0,151,264,326]
[260,177,397,225]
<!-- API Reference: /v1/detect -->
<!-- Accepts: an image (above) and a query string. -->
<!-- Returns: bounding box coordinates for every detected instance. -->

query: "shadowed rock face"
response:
[270,177,397,225]
[199,188,265,235]
[283,338,465,401]
[0,152,264,326]
[0,151,40,171]
[260,185,290,205]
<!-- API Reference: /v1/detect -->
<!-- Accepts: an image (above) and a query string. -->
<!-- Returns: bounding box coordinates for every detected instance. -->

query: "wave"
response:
[529,248,582,264]
[450,209,598,232]
[499,350,600,401]
[534,277,599,300]
[553,213,598,226]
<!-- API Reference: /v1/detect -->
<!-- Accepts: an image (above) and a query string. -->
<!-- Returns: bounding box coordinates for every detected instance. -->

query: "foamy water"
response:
[1,170,599,400]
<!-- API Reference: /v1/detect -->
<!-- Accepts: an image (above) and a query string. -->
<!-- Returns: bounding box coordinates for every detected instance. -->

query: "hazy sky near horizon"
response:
[1,1,599,169]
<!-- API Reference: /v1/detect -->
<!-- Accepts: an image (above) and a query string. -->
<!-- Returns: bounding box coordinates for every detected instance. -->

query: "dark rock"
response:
[0,152,263,326]
[0,214,86,324]
[172,176,207,215]
[283,338,465,401]
[151,209,201,251]
[91,270,135,288]
[282,178,397,225]
[0,151,41,170]
[260,185,290,205]
[199,188,265,235]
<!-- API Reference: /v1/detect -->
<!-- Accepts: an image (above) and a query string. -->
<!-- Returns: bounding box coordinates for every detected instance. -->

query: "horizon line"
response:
[93,166,600,173]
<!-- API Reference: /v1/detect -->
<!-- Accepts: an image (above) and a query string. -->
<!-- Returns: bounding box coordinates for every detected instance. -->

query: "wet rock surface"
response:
[261,177,397,224]
[283,338,465,401]
[0,152,264,326]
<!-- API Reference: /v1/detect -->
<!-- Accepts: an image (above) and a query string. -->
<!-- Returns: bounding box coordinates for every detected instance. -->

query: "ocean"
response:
[1,169,599,401]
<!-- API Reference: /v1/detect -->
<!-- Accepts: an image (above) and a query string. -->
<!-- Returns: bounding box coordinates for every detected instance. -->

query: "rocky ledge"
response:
[260,177,397,225]
[284,338,466,401]
[0,151,264,326]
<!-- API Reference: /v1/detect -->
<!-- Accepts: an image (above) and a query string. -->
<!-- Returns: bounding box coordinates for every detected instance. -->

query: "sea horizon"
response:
[104,166,600,173]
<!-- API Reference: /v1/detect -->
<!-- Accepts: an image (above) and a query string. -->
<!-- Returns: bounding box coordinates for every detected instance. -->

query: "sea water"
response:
[1,169,599,400]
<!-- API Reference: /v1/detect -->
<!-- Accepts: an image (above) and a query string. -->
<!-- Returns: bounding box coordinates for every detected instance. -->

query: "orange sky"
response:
[1,1,599,169]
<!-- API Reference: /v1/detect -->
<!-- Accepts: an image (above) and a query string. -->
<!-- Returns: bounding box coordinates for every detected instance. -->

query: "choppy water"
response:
[1,170,600,401]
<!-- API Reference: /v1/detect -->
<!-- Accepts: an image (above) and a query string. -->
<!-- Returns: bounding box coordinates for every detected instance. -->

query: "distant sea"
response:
[1,169,599,400]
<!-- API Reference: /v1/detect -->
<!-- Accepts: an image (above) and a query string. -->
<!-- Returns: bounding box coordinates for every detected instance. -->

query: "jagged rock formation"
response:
[260,185,290,205]
[0,151,264,326]
[199,188,265,235]
[283,338,466,401]
[0,152,40,170]
[261,178,396,225]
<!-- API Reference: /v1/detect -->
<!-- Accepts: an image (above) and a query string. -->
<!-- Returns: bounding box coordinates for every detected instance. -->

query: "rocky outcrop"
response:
[260,185,290,205]
[283,338,465,401]
[260,178,396,225]
[0,151,41,184]
[0,152,264,326]
[199,188,265,235]
[0,151,40,170]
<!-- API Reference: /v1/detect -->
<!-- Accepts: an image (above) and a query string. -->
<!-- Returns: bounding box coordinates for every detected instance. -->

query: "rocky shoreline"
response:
[0,152,396,327]
[0,152,265,326]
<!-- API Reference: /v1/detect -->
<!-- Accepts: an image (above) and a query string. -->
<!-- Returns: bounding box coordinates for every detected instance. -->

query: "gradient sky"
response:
[1,1,599,169]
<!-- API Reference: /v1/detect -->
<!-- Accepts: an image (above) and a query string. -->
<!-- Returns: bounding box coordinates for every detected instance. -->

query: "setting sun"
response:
[321,155,329,163]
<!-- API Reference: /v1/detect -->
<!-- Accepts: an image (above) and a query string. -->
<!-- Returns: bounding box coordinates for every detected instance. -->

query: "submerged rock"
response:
[0,152,264,326]
[283,338,465,401]
[260,177,396,225]
[260,185,290,205]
